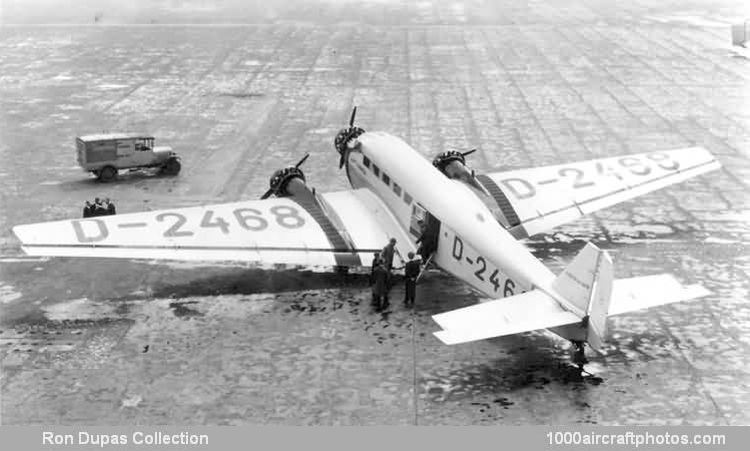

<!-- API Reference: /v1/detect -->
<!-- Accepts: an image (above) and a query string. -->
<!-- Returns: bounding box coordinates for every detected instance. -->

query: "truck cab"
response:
[76,133,180,182]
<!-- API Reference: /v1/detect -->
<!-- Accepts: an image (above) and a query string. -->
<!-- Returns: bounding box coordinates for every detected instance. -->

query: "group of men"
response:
[369,238,423,311]
[82,197,116,218]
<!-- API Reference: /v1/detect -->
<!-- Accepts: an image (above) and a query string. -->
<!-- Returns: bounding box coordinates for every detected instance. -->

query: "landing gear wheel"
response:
[334,265,349,275]
[571,340,588,372]
[162,158,181,175]
[98,166,117,182]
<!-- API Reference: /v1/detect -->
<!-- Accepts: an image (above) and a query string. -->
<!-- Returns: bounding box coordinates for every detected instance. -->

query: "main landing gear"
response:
[571,340,589,374]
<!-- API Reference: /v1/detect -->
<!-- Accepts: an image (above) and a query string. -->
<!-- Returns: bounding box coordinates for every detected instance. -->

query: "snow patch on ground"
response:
[645,14,733,27]
[95,83,130,91]
[42,293,281,323]
[43,298,122,321]
[703,236,739,244]
[0,283,23,304]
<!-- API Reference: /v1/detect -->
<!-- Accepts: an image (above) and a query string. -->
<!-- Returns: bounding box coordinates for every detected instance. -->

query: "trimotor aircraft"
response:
[12,108,721,366]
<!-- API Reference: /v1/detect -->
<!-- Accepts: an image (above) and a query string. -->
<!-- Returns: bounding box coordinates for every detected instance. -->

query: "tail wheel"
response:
[163,158,181,175]
[99,166,117,182]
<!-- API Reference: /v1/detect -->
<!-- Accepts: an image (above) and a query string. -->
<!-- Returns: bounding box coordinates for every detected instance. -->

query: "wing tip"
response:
[432,330,450,344]
[683,283,711,301]
[433,330,466,345]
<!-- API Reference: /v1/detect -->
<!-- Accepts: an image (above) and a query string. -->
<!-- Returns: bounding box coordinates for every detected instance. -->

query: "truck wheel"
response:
[99,166,117,182]
[163,158,181,175]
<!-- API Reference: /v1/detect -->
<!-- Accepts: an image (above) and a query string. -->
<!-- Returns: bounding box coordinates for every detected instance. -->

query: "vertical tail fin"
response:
[551,242,613,351]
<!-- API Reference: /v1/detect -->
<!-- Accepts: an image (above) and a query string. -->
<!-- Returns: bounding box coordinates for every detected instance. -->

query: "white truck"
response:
[76,133,181,182]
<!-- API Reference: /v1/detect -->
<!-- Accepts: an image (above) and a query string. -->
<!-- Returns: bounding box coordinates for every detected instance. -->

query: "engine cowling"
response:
[433,150,472,181]
[334,126,366,167]
[432,149,491,196]
[268,166,307,197]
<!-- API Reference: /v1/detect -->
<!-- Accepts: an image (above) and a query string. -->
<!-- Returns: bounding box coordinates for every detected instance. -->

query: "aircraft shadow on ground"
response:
[150,267,370,299]
[527,227,694,261]
[420,333,605,406]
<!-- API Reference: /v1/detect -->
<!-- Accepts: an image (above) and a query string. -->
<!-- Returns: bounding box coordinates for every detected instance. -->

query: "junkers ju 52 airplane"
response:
[13,107,721,365]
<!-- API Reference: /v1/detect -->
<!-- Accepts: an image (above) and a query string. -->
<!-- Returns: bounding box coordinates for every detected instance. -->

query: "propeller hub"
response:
[335,106,365,169]
[334,126,366,156]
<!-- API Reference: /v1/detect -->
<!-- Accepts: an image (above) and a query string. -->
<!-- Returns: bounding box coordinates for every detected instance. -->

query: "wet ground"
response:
[1,0,749,425]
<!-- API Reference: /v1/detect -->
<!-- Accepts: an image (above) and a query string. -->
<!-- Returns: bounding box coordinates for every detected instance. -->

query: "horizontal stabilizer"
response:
[432,290,581,345]
[608,274,710,316]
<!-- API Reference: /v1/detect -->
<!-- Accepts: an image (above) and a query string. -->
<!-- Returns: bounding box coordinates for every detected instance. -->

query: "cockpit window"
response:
[382,172,390,186]
[363,156,370,168]
[372,164,380,177]
[393,183,401,196]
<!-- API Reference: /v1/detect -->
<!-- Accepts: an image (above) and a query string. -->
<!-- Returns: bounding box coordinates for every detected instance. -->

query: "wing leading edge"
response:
[479,147,720,238]
[13,189,401,267]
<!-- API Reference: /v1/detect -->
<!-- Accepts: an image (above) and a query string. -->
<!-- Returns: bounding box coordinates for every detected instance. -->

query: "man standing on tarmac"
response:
[370,252,381,287]
[380,238,398,303]
[371,261,389,311]
[403,252,421,307]
[381,238,397,271]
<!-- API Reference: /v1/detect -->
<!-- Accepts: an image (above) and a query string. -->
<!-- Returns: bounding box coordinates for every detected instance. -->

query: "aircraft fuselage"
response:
[344,132,577,311]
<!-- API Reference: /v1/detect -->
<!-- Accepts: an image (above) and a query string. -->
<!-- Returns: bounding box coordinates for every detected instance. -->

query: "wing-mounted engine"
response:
[260,154,316,202]
[432,149,488,194]
[433,149,515,228]
[334,106,366,169]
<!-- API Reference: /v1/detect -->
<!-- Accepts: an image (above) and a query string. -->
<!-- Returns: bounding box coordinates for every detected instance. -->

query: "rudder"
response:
[551,242,613,351]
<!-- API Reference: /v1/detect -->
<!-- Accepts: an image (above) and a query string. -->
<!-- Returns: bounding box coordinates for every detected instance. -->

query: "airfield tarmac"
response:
[1,0,749,425]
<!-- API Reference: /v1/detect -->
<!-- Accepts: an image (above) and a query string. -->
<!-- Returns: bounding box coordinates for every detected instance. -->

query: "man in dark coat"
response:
[105,198,116,215]
[82,201,93,218]
[371,262,389,310]
[416,220,428,259]
[403,252,421,307]
[416,218,438,261]
[369,252,381,286]
[381,238,397,271]
[93,198,106,217]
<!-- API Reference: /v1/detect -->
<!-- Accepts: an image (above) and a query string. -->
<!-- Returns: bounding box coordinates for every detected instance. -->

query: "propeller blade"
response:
[260,188,274,200]
[462,148,477,157]
[349,106,357,128]
[295,153,310,169]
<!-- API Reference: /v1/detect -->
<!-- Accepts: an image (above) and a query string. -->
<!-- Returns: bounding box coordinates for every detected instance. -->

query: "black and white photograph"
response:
[1,0,749,428]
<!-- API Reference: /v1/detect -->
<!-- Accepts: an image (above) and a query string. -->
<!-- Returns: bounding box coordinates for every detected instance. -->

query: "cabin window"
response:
[363,156,370,168]
[382,173,390,186]
[403,191,412,205]
[373,164,380,177]
[393,183,401,196]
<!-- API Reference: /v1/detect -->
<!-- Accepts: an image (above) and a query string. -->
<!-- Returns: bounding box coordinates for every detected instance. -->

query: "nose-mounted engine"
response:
[260,153,315,200]
[334,106,366,169]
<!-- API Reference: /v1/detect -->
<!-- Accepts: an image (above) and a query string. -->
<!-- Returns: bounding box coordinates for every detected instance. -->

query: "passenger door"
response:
[409,203,427,238]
